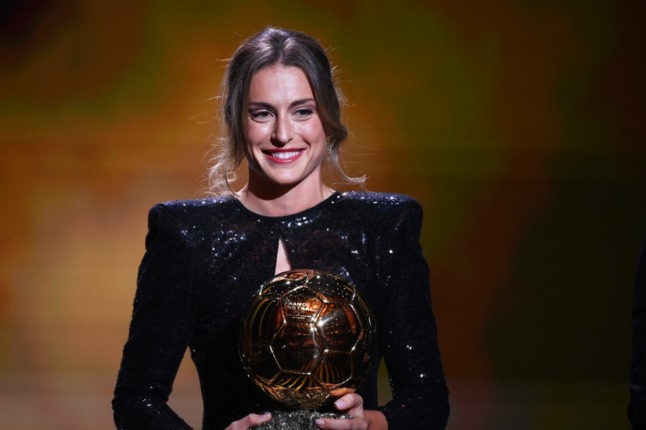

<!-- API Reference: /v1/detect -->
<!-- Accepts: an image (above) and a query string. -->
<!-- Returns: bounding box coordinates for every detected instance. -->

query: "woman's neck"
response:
[237,178,334,217]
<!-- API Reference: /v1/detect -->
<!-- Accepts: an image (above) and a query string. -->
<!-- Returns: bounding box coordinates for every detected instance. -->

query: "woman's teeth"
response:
[273,151,299,159]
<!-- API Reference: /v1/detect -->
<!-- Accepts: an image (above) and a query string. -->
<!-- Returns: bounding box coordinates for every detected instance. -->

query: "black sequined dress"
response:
[113,191,449,429]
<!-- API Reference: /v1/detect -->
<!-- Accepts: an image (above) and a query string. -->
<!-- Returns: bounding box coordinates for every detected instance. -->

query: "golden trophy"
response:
[239,269,376,429]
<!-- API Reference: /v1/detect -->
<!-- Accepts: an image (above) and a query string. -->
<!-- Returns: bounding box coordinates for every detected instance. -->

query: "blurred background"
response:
[1,1,645,429]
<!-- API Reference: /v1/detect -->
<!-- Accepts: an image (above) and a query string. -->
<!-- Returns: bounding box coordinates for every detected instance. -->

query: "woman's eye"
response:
[293,108,314,119]
[250,110,272,121]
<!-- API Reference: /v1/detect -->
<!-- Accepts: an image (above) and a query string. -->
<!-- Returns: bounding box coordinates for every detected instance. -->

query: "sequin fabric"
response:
[112,191,449,429]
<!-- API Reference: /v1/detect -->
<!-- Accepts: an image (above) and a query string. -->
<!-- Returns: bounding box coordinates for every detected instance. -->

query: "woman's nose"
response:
[271,116,294,145]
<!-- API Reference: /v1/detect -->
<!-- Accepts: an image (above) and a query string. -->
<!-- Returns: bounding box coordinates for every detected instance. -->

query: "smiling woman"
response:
[242,65,330,215]
[207,27,362,199]
[112,27,449,430]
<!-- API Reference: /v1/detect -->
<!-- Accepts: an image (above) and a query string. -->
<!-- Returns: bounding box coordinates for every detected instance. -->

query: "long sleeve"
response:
[375,199,449,429]
[630,236,646,429]
[112,204,196,429]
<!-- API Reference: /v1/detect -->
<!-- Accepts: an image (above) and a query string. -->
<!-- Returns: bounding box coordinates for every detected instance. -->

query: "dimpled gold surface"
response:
[239,269,376,409]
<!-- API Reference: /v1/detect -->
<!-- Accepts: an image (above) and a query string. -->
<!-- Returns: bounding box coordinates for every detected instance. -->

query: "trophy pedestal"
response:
[256,410,349,430]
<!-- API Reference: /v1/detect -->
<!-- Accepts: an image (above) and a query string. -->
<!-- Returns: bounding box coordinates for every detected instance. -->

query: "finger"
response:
[247,412,272,428]
[334,393,364,418]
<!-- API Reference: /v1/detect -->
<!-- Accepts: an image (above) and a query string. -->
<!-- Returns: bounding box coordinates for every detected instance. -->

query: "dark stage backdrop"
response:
[1,1,644,429]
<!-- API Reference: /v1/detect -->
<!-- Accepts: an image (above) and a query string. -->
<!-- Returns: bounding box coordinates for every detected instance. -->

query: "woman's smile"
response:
[262,148,304,163]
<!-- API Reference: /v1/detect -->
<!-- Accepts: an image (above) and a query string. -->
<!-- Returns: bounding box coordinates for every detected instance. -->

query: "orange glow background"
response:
[1,1,645,429]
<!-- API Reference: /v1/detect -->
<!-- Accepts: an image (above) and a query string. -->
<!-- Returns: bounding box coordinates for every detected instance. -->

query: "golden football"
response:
[239,269,376,410]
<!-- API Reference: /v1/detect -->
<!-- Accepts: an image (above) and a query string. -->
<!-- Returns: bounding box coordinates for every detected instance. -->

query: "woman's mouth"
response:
[263,149,303,163]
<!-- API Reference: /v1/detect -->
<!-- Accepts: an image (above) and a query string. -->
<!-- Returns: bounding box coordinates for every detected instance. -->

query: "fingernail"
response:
[335,399,346,409]
[316,418,325,427]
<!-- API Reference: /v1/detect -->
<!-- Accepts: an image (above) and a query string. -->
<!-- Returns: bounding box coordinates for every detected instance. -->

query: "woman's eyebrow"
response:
[248,98,316,109]
[289,98,316,108]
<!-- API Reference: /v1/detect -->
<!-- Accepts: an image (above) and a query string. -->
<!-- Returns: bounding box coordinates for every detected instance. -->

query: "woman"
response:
[113,27,449,429]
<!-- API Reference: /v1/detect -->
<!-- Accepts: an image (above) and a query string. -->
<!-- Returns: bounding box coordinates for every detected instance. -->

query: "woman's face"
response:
[245,64,327,190]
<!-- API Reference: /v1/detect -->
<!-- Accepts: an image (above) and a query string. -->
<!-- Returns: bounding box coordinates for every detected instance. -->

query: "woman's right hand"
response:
[225,412,272,430]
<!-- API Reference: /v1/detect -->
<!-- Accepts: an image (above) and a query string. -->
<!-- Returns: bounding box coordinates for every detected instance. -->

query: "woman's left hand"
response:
[315,393,367,429]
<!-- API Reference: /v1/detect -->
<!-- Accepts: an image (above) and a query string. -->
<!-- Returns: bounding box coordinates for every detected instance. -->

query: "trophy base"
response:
[256,410,350,430]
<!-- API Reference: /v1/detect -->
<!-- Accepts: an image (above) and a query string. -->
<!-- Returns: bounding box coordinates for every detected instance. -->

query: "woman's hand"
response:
[225,412,272,430]
[316,393,367,429]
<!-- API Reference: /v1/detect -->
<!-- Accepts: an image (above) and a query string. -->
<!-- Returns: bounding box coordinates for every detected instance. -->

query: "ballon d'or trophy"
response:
[239,269,377,430]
